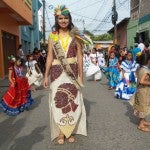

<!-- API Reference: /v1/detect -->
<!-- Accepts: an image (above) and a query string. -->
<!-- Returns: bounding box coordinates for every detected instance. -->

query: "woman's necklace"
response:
[59,34,70,52]
[14,65,22,76]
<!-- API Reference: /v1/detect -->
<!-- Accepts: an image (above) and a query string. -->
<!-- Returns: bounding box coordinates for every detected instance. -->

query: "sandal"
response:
[137,126,150,132]
[68,136,75,143]
[57,134,65,145]
[108,87,114,90]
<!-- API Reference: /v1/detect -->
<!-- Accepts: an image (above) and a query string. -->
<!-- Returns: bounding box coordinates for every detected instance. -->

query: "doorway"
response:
[2,31,17,75]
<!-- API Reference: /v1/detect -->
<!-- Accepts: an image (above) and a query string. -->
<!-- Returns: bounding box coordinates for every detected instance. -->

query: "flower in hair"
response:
[8,55,16,61]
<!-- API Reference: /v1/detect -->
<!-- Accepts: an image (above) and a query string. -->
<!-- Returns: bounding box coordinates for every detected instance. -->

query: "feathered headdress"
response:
[70,27,92,45]
[54,5,70,16]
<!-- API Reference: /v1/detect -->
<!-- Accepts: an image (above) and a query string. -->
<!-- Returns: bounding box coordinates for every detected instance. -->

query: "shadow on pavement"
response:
[0,117,26,148]
[9,126,47,150]
[30,95,44,111]
[123,102,139,125]
[84,98,96,117]
[84,98,96,132]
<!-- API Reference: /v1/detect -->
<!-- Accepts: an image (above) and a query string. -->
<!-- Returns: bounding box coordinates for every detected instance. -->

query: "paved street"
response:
[0,76,150,150]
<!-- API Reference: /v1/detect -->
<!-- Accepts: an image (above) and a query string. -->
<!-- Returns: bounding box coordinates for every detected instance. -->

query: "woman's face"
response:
[92,49,96,53]
[126,53,133,60]
[57,15,70,29]
[16,60,21,66]
[29,56,33,61]
[110,52,115,59]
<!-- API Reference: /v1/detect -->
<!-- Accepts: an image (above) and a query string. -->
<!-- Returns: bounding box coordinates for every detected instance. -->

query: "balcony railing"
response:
[24,0,32,10]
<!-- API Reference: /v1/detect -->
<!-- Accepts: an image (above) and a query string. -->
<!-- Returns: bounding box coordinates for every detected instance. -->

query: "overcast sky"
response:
[41,0,130,37]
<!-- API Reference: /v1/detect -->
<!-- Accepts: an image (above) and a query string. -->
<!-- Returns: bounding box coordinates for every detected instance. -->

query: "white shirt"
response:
[138,43,145,52]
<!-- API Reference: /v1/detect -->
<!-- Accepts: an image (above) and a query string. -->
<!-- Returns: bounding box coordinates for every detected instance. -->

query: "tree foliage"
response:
[83,30,113,41]
[91,33,113,41]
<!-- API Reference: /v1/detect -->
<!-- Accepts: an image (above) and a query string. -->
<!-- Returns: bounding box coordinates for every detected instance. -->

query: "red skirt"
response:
[0,77,33,115]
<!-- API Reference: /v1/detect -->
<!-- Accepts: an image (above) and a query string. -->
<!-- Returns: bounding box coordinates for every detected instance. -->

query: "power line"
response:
[72,12,111,23]
[45,9,52,30]
[67,0,81,7]
[72,0,103,12]
[87,0,106,28]
[92,0,128,33]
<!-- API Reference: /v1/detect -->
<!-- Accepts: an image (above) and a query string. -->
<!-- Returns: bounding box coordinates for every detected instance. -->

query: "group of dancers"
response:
[0,4,150,145]
[83,45,150,132]
[83,47,142,100]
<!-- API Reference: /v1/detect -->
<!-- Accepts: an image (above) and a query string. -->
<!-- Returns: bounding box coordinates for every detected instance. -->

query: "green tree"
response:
[91,33,112,41]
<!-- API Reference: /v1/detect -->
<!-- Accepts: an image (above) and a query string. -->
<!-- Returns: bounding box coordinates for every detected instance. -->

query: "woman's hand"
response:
[43,77,49,88]
[11,82,15,87]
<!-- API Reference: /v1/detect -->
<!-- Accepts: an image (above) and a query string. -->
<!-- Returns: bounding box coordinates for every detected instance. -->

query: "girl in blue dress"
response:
[102,51,120,89]
[115,51,139,100]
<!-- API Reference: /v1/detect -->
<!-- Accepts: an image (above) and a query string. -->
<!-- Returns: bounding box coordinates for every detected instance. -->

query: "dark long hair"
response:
[136,53,150,66]
[126,51,134,62]
[9,57,21,68]
[52,13,74,32]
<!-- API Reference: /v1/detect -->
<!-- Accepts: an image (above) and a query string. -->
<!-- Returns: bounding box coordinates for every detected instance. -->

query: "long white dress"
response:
[86,53,102,80]
[49,34,87,141]
[83,54,91,72]
[97,53,105,67]
[25,60,43,87]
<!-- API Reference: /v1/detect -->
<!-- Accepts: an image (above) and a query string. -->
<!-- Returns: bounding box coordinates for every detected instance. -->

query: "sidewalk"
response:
[0,78,9,98]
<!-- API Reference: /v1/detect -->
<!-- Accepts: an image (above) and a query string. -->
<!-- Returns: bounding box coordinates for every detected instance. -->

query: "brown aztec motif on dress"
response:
[50,38,78,82]
[54,83,78,114]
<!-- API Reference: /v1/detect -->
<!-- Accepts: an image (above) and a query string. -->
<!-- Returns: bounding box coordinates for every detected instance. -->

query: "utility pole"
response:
[112,0,118,45]
[42,0,46,45]
[83,19,86,33]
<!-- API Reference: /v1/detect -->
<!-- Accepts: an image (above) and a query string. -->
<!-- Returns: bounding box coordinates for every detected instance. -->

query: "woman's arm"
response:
[43,37,53,88]
[8,69,15,86]
[76,40,83,83]
[35,63,42,73]
[26,66,31,76]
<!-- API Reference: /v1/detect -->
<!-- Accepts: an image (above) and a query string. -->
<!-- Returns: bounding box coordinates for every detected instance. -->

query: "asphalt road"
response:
[0,75,150,150]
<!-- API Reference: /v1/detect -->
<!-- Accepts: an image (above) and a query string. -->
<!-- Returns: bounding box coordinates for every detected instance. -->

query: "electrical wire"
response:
[87,0,106,28]
[92,0,128,33]
[72,0,103,12]
[45,8,52,31]
[72,12,111,23]
[67,0,81,7]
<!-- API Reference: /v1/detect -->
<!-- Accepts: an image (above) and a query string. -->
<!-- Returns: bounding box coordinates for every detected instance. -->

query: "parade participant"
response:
[115,51,139,100]
[102,51,120,90]
[0,55,33,116]
[25,54,43,92]
[43,5,87,144]
[86,48,102,81]
[17,44,25,67]
[97,50,105,67]
[132,43,141,60]
[83,51,91,72]
[131,53,150,132]
[37,50,46,75]
[118,49,126,65]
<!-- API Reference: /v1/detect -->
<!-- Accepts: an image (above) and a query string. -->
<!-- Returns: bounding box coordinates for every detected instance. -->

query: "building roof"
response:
[93,40,113,44]
[108,18,130,33]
